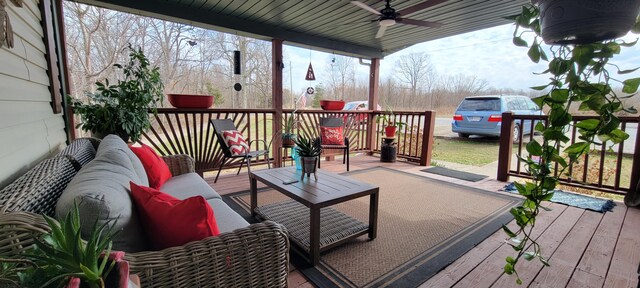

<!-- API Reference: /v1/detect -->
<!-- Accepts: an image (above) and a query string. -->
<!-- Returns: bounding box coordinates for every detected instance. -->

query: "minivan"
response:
[451,95,542,141]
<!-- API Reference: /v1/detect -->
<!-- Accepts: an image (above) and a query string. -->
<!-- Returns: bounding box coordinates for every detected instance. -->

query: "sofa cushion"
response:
[207,198,249,233]
[129,144,172,189]
[0,157,76,216]
[130,182,220,250]
[57,138,97,169]
[97,135,148,187]
[56,147,148,252]
[159,173,221,200]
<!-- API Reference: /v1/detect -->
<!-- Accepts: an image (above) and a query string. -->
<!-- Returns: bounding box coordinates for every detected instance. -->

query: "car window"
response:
[505,98,521,111]
[526,99,540,110]
[457,99,500,111]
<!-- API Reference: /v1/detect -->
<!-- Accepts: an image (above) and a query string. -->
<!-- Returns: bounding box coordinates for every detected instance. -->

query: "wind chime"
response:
[304,50,316,103]
[0,0,22,49]
[233,50,242,91]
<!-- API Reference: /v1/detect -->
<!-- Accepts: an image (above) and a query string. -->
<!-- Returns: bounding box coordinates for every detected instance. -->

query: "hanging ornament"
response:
[233,50,241,75]
[0,0,15,48]
[234,83,242,91]
[306,87,315,95]
[305,62,316,81]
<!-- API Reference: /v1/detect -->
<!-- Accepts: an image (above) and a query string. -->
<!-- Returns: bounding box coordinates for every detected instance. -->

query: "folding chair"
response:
[210,119,271,183]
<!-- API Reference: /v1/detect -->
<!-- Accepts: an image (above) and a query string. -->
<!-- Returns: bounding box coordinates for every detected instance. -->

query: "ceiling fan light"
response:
[380,19,396,27]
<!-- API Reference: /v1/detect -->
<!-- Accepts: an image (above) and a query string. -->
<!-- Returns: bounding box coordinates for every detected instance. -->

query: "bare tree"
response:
[394,52,436,97]
[327,56,355,101]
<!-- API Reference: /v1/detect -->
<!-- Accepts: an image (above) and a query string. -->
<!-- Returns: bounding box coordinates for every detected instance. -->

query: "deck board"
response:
[205,155,639,288]
[567,204,627,288]
[603,207,640,288]
[527,210,603,287]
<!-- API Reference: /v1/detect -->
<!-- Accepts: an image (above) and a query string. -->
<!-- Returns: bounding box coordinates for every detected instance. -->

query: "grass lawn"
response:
[431,137,501,166]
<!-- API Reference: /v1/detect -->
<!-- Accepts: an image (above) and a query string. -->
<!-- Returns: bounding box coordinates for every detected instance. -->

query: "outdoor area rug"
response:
[223,167,520,288]
[420,166,488,182]
[502,182,616,213]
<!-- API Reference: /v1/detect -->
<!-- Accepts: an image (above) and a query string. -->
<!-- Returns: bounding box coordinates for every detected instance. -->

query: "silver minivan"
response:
[451,95,542,141]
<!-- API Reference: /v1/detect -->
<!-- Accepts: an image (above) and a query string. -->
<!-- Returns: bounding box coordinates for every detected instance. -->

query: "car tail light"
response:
[453,115,463,121]
[488,115,502,122]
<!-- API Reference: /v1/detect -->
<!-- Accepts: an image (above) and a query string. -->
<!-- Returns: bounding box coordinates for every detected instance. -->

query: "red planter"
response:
[320,100,345,111]
[384,126,397,137]
[167,94,214,109]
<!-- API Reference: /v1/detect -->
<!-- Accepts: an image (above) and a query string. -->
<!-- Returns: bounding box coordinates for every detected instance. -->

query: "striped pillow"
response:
[222,130,249,156]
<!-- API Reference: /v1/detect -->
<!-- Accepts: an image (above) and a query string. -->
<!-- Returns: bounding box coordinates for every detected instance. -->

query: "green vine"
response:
[504,5,640,285]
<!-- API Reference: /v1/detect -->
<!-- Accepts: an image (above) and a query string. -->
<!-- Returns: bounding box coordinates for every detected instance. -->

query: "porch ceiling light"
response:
[380,19,396,27]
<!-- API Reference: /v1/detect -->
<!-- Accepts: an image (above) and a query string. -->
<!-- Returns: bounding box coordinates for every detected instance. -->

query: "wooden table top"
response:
[250,167,378,208]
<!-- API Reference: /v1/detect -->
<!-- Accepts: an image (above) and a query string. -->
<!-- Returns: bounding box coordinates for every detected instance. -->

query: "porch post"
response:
[420,111,435,166]
[628,115,640,198]
[272,39,284,167]
[366,58,380,152]
[497,112,514,181]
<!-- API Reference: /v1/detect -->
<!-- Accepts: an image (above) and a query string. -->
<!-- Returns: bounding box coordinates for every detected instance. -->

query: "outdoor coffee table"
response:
[249,167,379,266]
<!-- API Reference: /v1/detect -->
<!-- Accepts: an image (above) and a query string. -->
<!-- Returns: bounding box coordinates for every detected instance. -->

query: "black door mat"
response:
[421,166,488,182]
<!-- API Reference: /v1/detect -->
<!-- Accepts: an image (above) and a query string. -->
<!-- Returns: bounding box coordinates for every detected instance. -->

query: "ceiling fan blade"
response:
[350,1,381,15]
[396,0,449,16]
[375,25,387,38]
[397,18,443,28]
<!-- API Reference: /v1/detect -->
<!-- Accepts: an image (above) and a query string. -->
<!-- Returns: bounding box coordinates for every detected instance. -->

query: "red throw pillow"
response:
[129,182,220,250]
[320,126,345,145]
[129,144,172,189]
[222,130,249,156]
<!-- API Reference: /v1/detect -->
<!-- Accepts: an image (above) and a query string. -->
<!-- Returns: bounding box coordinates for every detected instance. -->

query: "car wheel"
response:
[458,133,470,138]
[512,125,521,143]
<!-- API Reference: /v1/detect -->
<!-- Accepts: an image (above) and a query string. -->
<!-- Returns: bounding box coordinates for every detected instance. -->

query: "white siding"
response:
[0,0,67,188]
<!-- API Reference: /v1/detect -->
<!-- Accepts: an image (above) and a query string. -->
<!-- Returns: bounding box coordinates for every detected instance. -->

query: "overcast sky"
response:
[283,23,640,96]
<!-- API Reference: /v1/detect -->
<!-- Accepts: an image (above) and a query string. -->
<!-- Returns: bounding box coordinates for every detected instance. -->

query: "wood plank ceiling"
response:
[71,0,529,58]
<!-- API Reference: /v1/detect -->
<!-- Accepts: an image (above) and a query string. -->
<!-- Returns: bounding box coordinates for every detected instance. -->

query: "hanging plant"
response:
[504,4,640,285]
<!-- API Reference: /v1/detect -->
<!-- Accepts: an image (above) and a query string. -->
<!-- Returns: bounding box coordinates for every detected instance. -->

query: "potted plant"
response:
[0,202,127,287]
[531,0,640,45]
[503,5,639,285]
[294,136,321,181]
[69,44,164,142]
[376,107,406,138]
[282,113,297,148]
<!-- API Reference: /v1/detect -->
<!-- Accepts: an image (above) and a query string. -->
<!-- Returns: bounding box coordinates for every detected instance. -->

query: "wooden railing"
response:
[143,108,436,175]
[497,112,640,195]
[143,108,274,174]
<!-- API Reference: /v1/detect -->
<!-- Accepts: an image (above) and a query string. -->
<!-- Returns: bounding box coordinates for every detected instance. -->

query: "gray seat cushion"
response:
[160,173,221,200]
[56,147,148,252]
[207,199,249,233]
[97,135,149,187]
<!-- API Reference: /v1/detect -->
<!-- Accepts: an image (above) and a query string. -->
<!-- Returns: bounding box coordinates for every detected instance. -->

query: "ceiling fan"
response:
[350,0,447,38]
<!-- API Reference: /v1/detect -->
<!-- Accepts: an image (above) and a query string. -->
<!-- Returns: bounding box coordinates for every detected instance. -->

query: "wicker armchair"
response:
[0,141,290,287]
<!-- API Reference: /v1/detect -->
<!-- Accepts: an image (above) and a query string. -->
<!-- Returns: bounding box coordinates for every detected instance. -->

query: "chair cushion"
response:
[222,130,249,156]
[207,198,250,233]
[57,138,97,169]
[159,173,221,200]
[56,147,148,252]
[130,182,220,250]
[0,157,76,216]
[97,135,149,187]
[320,126,345,145]
[130,144,172,189]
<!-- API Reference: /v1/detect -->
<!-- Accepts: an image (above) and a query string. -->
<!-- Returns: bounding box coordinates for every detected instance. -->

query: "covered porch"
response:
[211,155,640,287]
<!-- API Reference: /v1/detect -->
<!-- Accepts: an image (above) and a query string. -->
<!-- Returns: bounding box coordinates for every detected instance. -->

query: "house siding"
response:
[0,0,67,188]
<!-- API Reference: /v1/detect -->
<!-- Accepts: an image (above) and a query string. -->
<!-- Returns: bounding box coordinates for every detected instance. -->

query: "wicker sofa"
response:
[0,136,289,287]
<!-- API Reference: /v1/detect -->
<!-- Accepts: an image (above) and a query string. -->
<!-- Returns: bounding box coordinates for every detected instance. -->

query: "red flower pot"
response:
[384,126,397,137]
[167,94,214,109]
[320,100,345,111]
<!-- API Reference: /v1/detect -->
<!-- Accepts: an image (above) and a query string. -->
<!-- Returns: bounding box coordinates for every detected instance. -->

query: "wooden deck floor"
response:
[206,155,640,288]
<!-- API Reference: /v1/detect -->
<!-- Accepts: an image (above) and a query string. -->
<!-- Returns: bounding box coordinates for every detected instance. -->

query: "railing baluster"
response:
[615,122,626,190]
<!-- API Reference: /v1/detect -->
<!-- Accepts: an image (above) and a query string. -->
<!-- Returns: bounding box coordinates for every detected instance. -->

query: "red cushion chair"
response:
[316,117,349,171]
